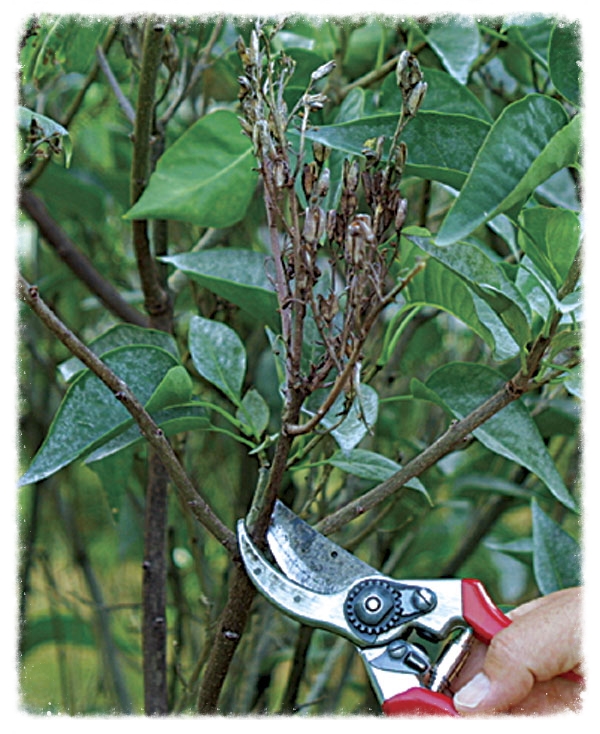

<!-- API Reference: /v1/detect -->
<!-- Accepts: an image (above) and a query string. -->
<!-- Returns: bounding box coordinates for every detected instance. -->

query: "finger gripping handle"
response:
[461,579,584,685]
[383,688,458,716]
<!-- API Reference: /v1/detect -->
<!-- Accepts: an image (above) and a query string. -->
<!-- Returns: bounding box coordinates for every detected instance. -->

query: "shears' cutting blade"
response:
[236,518,361,643]
[267,501,381,593]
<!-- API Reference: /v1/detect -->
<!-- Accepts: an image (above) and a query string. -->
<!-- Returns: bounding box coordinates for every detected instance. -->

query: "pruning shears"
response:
[237,501,581,716]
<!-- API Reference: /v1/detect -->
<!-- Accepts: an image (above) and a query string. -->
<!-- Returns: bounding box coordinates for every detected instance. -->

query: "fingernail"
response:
[454,672,491,710]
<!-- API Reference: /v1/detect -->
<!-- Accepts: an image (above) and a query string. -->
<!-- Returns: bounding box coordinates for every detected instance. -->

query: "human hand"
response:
[451,586,584,715]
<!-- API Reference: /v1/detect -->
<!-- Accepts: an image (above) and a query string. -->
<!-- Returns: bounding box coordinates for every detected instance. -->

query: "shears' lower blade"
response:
[267,501,380,593]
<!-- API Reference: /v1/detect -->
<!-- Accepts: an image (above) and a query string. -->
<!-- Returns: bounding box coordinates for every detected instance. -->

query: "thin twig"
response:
[96,44,136,124]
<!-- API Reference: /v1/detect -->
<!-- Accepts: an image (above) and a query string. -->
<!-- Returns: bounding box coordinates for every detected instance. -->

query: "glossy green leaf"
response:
[236,388,270,439]
[549,22,581,106]
[401,239,519,360]
[188,316,246,404]
[414,362,577,511]
[161,249,280,330]
[302,111,490,189]
[19,345,180,486]
[144,366,193,413]
[426,16,481,84]
[379,67,492,122]
[327,449,429,499]
[85,403,212,463]
[407,234,531,347]
[124,110,257,228]
[518,206,580,289]
[58,324,179,382]
[505,17,554,68]
[436,95,572,246]
[532,500,581,594]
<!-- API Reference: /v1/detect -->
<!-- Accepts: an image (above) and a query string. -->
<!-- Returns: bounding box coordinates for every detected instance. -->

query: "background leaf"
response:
[85,403,212,463]
[436,95,571,245]
[327,449,429,499]
[531,500,581,594]
[426,16,481,84]
[19,345,180,486]
[414,362,578,511]
[380,67,493,122]
[549,22,581,106]
[188,315,247,404]
[303,111,490,189]
[58,324,180,382]
[124,110,257,227]
[408,234,531,347]
[401,235,519,360]
[236,388,270,439]
[518,206,580,289]
[162,249,280,330]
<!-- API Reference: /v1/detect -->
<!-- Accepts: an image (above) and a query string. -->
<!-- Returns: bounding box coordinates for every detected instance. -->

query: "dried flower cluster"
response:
[236,24,428,434]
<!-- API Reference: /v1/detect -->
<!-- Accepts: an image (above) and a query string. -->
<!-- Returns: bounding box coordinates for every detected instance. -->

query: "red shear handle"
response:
[462,579,582,684]
[383,688,458,716]
[461,578,511,642]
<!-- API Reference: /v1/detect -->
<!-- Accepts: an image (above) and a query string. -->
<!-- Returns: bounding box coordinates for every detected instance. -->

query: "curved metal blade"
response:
[237,519,360,643]
[267,501,380,593]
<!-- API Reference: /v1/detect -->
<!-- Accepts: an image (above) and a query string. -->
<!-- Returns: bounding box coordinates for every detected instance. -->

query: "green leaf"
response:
[505,17,554,68]
[188,316,246,404]
[85,403,212,463]
[161,249,280,330]
[549,22,581,106]
[302,111,490,189]
[532,500,581,594]
[21,615,95,655]
[58,324,180,382]
[407,234,531,347]
[379,67,492,122]
[236,388,270,439]
[436,95,572,245]
[426,16,481,84]
[123,110,257,228]
[87,447,135,522]
[327,449,430,499]
[454,474,534,500]
[518,206,580,289]
[484,537,533,560]
[401,239,519,360]
[419,362,577,511]
[18,107,72,166]
[144,366,193,413]
[19,345,180,486]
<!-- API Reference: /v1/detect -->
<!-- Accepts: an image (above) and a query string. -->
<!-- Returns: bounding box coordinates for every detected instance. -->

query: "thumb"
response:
[453,587,582,714]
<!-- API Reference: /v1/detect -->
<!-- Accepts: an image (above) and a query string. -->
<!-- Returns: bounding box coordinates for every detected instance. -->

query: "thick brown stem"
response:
[196,393,304,713]
[130,19,171,330]
[196,563,257,713]
[142,452,169,715]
